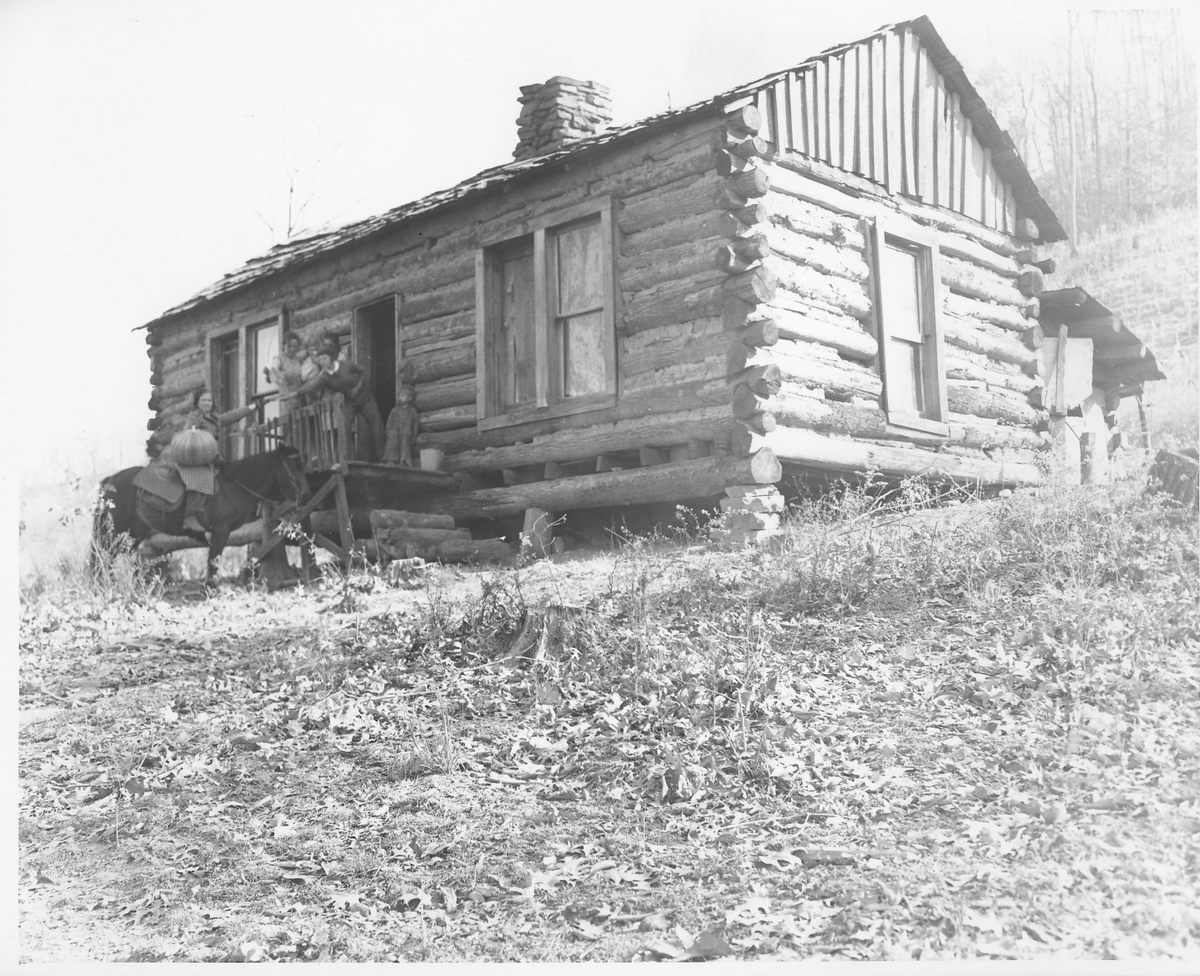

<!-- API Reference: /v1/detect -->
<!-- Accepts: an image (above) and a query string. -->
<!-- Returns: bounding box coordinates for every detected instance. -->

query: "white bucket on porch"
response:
[419,448,444,471]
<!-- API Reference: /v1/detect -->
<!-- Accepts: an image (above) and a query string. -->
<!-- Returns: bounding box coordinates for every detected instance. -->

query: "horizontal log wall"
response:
[148,91,1048,496]
[717,129,1048,487]
[419,377,734,452]
[148,114,782,503]
[440,405,737,475]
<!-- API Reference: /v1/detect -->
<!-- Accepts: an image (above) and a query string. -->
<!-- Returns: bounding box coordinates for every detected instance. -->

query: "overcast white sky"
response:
[0,0,1150,488]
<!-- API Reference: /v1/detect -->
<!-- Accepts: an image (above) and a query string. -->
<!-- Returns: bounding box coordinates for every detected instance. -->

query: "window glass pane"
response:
[887,338,924,414]
[212,334,240,408]
[254,324,280,422]
[253,322,281,424]
[881,241,924,342]
[253,324,279,395]
[560,310,609,397]
[555,218,603,315]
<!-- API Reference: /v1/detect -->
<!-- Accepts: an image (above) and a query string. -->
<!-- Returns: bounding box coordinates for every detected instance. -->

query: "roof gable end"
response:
[718,15,1064,243]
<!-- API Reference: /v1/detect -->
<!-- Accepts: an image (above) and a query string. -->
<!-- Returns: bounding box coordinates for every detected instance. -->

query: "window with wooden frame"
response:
[476,198,615,427]
[207,310,284,458]
[869,218,948,436]
[247,318,281,426]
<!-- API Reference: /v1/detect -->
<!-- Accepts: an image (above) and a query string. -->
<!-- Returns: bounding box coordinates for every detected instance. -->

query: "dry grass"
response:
[17,460,1200,962]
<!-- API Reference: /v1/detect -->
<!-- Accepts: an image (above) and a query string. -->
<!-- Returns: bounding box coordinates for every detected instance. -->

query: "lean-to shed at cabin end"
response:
[1036,287,1165,483]
[139,15,1161,555]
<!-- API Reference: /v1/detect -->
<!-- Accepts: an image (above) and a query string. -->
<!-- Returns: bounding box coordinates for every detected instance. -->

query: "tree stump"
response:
[1148,450,1199,509]
[496,604,588,666]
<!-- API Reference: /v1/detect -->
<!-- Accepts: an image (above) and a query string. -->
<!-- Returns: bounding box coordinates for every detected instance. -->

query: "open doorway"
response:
[353,296,397,421]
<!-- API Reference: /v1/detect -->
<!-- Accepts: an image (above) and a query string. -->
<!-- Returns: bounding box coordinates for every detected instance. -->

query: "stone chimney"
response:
[514,76,613,161]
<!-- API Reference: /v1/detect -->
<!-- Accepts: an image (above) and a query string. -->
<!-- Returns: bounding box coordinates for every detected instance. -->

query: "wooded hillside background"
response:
[976,9,1196,243]
[976,9,1197,445]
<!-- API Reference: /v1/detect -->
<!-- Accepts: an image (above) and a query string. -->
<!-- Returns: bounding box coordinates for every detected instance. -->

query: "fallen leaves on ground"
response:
[16,482,1200,962]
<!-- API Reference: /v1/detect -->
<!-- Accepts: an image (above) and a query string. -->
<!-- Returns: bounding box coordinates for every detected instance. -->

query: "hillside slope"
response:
[17,476,1200,962]
[1052,206,1198,446]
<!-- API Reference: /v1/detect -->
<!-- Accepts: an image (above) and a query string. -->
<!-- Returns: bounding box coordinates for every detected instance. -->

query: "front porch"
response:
[245,397,464,575]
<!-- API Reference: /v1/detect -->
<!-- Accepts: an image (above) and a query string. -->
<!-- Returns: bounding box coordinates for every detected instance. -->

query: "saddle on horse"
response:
[135,428,223,532]
[132,459,185,516]
[132,460,217,522]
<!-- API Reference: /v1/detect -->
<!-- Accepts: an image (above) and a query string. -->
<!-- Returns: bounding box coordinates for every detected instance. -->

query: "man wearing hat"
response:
[284,341,385,462]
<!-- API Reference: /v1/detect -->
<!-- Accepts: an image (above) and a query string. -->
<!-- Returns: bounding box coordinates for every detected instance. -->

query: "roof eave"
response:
[1039,287,1165,388]
[142,16,1067,331]
[138,100,726,332]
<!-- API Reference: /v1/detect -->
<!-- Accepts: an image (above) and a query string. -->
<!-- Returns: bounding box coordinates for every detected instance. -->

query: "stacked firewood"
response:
[368,509,514,565]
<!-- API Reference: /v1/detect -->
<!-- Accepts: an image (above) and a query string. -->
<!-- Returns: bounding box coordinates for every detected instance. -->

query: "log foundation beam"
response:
[369,509,458,531]
[733,426,1041,487]
[378,535,515,565]
[413,450,782,520]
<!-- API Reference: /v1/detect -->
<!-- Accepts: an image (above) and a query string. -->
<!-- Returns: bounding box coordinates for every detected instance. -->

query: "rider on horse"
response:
[174,390,258,534]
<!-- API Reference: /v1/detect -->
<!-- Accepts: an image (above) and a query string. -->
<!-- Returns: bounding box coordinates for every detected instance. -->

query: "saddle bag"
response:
[132,460,186,506]
[136,486,183,518]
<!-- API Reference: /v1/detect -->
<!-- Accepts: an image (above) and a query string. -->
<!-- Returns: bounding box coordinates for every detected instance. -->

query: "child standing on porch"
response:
[382,384,419,466]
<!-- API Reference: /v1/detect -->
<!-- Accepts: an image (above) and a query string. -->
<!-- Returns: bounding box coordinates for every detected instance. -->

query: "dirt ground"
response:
[16,498,1200,964]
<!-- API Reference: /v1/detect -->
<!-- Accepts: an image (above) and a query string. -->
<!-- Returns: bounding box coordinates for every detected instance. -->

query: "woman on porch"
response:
[267,331,318,411]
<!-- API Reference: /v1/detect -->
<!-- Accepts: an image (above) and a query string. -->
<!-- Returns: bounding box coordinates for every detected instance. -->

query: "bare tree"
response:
[1080,14,1103,230]
[978,9,1196,241]
[1066,10,1079,253]
[251,128,344,243]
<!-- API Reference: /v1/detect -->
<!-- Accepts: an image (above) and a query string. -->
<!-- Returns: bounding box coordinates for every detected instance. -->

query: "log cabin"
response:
[139,15,1162,558]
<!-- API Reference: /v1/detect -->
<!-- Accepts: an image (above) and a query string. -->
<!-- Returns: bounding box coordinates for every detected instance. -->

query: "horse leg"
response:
[206,526,231,584]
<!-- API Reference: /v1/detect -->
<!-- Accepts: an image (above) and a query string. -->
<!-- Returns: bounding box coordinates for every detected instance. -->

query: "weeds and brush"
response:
[18,456,1200,961]
[20,517,166,610]
[383,461,1199,807]
[24,463,1196,793]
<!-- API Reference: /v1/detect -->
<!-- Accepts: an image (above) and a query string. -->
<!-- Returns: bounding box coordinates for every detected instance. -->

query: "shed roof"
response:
[143,15,1063,330]
[1040,287,1166,390]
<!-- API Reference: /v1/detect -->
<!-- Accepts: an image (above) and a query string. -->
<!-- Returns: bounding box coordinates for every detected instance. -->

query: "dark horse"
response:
[94,446,310,582]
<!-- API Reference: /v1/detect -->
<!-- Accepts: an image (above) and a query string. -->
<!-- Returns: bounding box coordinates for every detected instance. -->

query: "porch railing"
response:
[249,395,353,470]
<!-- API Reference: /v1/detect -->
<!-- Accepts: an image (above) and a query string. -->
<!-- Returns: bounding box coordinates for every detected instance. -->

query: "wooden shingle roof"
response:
[144,15,1063,329]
